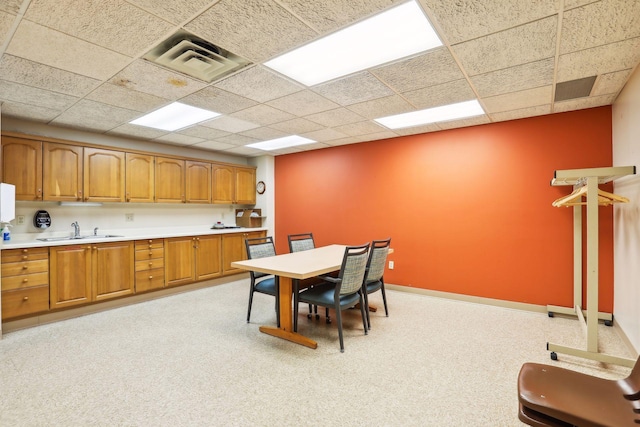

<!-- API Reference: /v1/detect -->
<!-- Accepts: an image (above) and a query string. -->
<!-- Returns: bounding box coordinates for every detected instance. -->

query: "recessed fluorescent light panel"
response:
[247,136,316,151]
[375,100,485,129]
[130,102,220,131]
[264,0,442,86]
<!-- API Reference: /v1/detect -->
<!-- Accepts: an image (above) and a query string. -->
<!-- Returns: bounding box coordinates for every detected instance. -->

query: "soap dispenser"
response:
[2,223,11,241]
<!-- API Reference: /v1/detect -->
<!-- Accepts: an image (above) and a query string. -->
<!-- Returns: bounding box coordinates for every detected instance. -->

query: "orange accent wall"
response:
[275,107,614,310]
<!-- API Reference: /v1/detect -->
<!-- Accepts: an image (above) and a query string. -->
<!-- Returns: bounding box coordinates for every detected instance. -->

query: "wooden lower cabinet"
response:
[50,241,134,309]
[222,231,266,275]
[134,239,165,292]
[1,247,50,320]
[165,235,222,286]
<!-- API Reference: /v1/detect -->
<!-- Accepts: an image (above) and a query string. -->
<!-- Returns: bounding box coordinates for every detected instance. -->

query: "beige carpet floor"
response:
[0,278,634,426]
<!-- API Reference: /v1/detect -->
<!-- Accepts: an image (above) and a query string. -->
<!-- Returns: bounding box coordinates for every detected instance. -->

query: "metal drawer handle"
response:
[23,296,29,301]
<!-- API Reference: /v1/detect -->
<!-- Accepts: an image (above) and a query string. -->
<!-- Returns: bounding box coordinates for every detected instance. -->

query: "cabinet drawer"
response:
[1,259,49,277]
[135,240,164,250]
[135,248,164,261]
[1,272,49,291]
[1,247,48,263]
[135,258,165,271]
[135,268,165,293]
[1,285,49,320]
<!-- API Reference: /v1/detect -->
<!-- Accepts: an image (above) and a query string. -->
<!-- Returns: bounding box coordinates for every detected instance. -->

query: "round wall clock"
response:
[256,180,266,194]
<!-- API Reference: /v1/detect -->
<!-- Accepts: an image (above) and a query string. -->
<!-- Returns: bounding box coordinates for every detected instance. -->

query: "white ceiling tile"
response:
[109,60,207,100]
[86,83,169,112]
[313,72,394,106]
[0,55,101,97]
[305,108,365,127]
[24,0,174,57]
[107,124,168,139]
[557,38,640,82]
[489,105,552,123]
[6,20,131,80]
[269,117,324,134]
[180,86,257,115]
[0,100,62,122]
[300,127,348,142]
[482,86,553,114]
[0,1,22,14]
[223,145,265,156]
[471,58,555,97]
[51,99,140,132]
[347,95,415,119]
[185,0,318,62]
[126,0,214,24]
[372,48,464,93]
[334,120,386,136]
[0,10,15,46]
[564,0,600,9]
[191,140,237,151]
[554,93,617,112]
[436,115,490,130]
[230,104,296,126]
[592,69,633,96]
[239,127,288,141]
[424,0,558,44]
[201,116,260,133]
[402,79,476,109]
[154,133,204,146]
[453,16,557,76]
[214,66,303,103]
[267,90,339,116]
[560,0,640,54]
[296,142,332,152]
[393,123,440,136]
[215,134,259,146]
[178,126,230,140]
[0,79,78,110]
[278,0,402,33]
[357,130,398,142]
[325,136,362,146]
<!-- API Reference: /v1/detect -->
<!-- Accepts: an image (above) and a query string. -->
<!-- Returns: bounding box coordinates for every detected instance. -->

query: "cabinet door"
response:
[164,237,195,286]
[212,164,234,204]
[235,167,256,205]
[155,157,185,203]
[1,136,43,200]
[186,161,211,204]
[125,153,155,203]
[195,235,221,280]
[43,143,83,201]
[84,147,125,202]
[222,234,245,274]
[50,245,92,309]
[93,241,134,301]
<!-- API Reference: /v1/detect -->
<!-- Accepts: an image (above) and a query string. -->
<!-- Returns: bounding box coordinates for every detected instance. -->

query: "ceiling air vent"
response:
[143,30,252,83]
[554,76,597,102]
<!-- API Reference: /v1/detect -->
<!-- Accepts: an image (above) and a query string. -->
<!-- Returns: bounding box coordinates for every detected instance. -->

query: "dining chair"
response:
[245,236,279,327]
[288,232,326,329]
[294,243,370,352]
[517,356,640,426]
[362,238,391,330]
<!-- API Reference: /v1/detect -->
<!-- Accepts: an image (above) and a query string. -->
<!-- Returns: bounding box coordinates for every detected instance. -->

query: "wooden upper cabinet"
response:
[43,142,83,201]
[155,156,185,203]
[1,136,43,201]
[185,160,211,203]
[212,164,234,204]
[84,147,125,202]
[235,166,256,205]
[126,153,154,203]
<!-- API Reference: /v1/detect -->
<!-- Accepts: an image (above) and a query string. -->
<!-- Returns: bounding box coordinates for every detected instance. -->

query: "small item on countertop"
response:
[212,221,225,229]
[2,223,11,241]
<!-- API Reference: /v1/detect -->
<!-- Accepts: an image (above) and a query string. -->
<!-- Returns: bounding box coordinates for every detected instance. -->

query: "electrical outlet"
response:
[125,213,134,222]
[388,261,394,270]
[17,215,25,225]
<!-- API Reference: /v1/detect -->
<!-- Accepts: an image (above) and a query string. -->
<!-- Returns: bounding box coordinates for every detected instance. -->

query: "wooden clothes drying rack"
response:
[547,166,636,368]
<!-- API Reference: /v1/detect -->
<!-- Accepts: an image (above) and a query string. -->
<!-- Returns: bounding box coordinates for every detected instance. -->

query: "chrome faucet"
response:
[71,221,80,238]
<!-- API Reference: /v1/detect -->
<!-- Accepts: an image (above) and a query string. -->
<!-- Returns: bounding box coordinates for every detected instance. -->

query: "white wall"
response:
[248,155,275,240]
[612,66,640,352]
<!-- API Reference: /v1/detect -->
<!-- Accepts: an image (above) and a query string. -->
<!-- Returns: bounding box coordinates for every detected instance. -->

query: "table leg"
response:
[259,276,318,349]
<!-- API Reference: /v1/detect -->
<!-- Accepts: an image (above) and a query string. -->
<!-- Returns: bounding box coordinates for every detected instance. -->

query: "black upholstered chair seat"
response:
[254,277,277,295]
[298,282,361,310]
[364,279,383,294]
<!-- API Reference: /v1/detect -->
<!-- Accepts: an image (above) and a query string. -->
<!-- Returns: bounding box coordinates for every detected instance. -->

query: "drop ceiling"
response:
[0,0,638,157]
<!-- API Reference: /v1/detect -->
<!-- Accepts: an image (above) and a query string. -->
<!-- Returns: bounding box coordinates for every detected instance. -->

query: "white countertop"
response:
[0,226,268,250]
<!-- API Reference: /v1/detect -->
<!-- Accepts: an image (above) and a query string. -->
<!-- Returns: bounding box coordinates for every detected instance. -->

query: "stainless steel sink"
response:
[37,235,122,242]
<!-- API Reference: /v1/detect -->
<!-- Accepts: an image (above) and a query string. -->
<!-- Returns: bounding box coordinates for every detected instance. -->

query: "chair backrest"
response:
[337,243,370,295]
[365,238,391,283]
[245,236,276,279]
[288,232,315,253]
